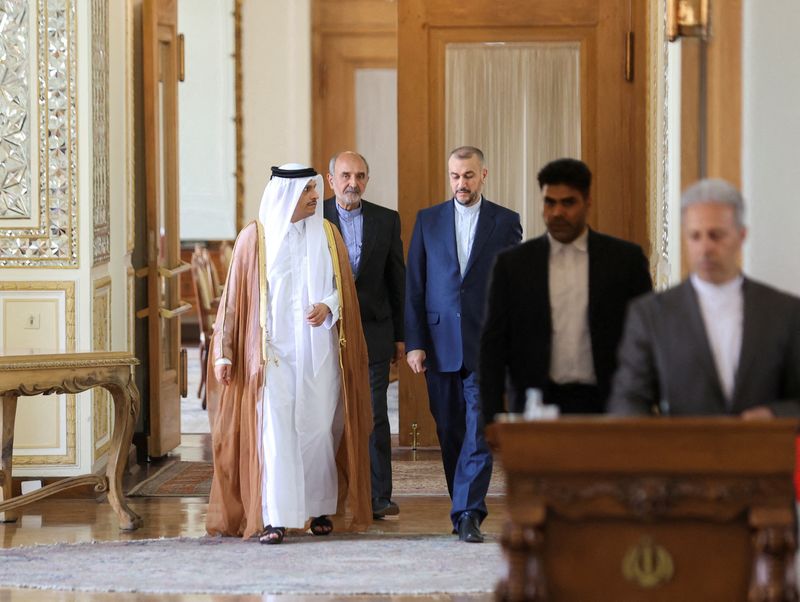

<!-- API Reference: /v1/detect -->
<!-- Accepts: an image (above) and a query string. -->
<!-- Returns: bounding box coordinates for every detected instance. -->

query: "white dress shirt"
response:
[690,273,744,404]
[454,197,482,276]
[548,228,596,384]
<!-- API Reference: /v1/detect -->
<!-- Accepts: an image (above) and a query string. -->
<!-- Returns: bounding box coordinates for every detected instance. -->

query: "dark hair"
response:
[537,158,592,197]
[448,146,485,166]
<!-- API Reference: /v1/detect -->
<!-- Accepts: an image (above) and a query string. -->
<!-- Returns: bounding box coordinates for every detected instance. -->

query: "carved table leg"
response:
[106,377,143,531]
[0,394,19,523]
[749,524,798,602]
[497,521,547,601]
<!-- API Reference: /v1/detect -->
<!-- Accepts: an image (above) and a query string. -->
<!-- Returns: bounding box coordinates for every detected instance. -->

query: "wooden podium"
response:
[487,418,799,601]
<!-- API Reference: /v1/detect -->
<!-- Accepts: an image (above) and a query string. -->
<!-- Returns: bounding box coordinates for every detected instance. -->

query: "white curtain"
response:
[446,43,581,238]
[355,68,398,211]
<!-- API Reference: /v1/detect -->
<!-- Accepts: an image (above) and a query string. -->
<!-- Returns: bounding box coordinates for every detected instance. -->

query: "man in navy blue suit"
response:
[405,146,522,542]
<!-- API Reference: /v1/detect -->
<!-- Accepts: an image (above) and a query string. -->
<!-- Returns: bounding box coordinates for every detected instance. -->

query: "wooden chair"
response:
[202,247,224,298]
[190,246,220,410]
[219,240,233,273]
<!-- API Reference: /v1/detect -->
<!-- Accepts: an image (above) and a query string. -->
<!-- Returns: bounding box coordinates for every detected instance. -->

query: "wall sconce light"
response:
[667,0,711,42]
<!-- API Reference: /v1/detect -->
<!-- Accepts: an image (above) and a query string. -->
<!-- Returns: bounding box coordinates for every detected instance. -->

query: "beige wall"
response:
[742,0,800,296]
[241,0,312,224]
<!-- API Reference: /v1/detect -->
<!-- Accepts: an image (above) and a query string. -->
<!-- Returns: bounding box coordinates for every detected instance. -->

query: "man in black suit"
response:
[609,178,800,417]
[323,151,405,518]
[480,158,652,423]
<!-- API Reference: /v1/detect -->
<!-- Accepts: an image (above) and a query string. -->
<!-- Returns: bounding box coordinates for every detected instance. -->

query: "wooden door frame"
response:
[679,0,742,277]
[311,0,397,193]
[398,0,652,446]
[399,0,649,251]
[142,0,184,457]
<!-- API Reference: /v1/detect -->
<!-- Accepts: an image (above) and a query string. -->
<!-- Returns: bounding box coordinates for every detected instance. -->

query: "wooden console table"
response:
[0,352,143,531]
[487,418,799,601]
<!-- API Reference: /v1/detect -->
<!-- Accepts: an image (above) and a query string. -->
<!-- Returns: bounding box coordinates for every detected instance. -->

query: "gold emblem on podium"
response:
[622,536,674,588]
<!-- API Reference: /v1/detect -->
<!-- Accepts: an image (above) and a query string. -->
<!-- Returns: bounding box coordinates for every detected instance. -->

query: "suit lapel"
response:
[324,199,341,232]
[357,202,377,280]
[435,200,459,271]
[463,200,496,278]
[682,281,728,408]
[587,229,601,323]
[533,234,551,329]
[732,278,757,406]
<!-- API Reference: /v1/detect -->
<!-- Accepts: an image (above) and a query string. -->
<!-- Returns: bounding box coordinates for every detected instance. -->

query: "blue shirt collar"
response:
[335,201,363,221]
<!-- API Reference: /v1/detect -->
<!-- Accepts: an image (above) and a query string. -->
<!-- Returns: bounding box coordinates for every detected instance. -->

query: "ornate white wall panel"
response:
[92,276,112,461]
[92,0,110,264]
[0,280,76,465]
[127,266,135,353]
[0,1,32,219]
[0,0,78,267]
[125,0,135,253]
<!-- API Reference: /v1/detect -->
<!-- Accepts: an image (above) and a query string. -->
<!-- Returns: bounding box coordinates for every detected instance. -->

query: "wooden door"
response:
[679,1,743,276]
[398,0,650,445]
[312,0,397,198]
[142,0,190,457]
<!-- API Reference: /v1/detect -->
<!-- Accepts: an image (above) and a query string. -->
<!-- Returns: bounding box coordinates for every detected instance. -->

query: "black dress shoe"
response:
[457,511,484,543]
[372,498,400,519]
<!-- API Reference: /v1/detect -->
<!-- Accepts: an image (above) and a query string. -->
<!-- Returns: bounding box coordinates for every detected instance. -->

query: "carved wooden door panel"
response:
[142,0,189,457]
[398,0,649,445]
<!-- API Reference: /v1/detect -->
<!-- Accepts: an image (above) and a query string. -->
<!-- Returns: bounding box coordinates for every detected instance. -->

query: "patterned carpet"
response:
[0,535,503,595]
[128,459,506,498]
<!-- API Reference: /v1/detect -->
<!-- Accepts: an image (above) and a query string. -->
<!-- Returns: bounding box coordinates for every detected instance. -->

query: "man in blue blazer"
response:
[406,146,522,542]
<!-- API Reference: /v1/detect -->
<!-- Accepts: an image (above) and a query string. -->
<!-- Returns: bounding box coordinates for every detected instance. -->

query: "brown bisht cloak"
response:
[205,219,373,538]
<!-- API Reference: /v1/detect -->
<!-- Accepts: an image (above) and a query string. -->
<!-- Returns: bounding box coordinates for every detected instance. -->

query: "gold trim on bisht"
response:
[256,220,268,364]
[323,220,346,349]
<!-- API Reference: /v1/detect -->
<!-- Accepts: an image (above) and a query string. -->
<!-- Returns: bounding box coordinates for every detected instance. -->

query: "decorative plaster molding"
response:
[92,0,111,265]
[125,0,135,254]
[0,0,79,267]
[92,276,112,460]
[0,1,32,219]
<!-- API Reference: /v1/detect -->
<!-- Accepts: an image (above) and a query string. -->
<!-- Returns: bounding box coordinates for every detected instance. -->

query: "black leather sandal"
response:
[309,515,333,536]
[259,525,286,545]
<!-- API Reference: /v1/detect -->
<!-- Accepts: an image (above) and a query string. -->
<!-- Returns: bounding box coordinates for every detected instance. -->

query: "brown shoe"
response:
[372,499,400,519]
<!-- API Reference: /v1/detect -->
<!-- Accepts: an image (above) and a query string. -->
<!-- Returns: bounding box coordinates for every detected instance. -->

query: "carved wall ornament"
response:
[0,1,32,219]
[92,0,110,265]
[92,276,112,460]
[0,0,78,267]
[622,536,675,588]
[125,0,135,253]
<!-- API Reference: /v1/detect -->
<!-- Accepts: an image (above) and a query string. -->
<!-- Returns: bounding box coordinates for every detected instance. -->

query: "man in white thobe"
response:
[209,164,372,543]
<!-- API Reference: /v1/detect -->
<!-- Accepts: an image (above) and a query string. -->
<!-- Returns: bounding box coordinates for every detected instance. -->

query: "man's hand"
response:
[741,405,775,420]
[306,303,331,327]
[406,349,426,374]
[391,341,406,365]
[214,363,232,386]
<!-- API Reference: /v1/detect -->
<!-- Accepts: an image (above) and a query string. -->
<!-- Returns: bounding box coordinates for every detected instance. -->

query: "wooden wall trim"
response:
[705,0,742,187]
[679,0,743,277]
